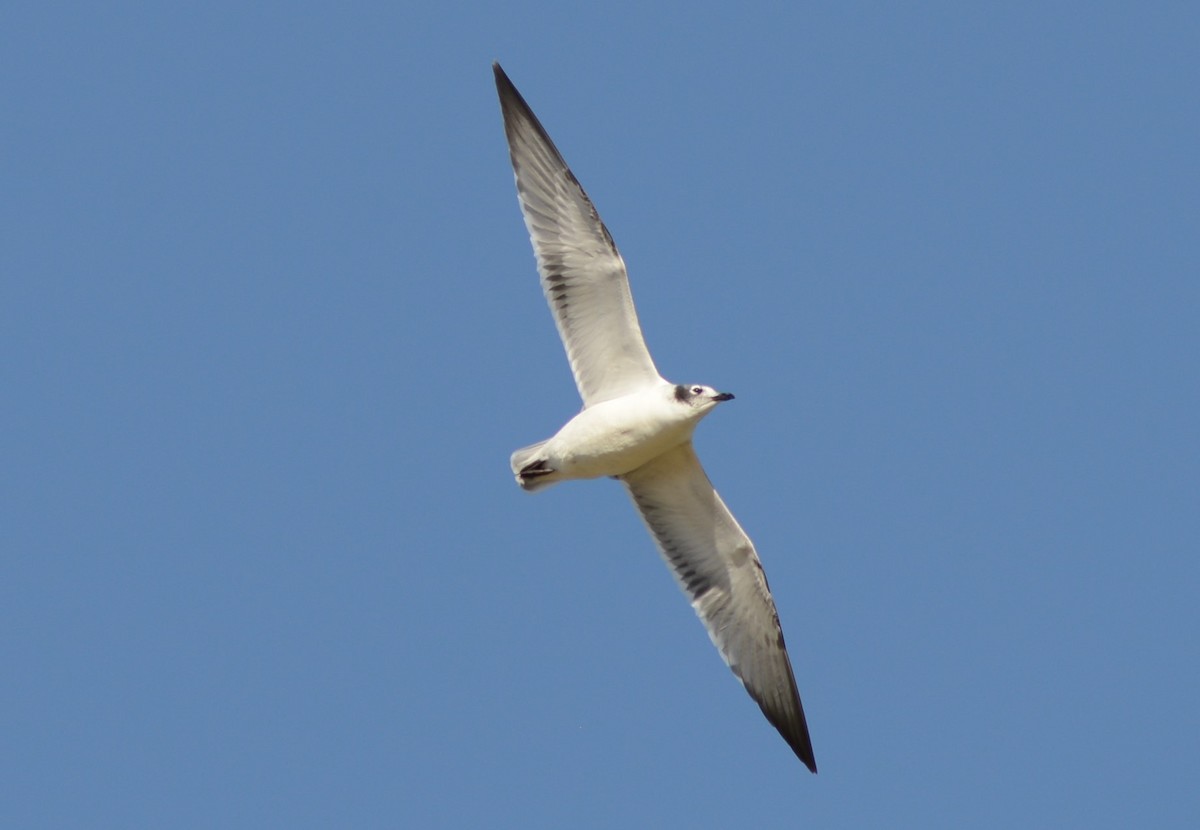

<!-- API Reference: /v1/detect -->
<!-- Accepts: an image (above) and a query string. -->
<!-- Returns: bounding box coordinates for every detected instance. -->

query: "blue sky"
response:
[3,2,1198,827]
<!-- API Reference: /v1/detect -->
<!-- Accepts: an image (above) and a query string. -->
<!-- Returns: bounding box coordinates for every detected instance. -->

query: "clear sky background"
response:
[3,2,1197,827]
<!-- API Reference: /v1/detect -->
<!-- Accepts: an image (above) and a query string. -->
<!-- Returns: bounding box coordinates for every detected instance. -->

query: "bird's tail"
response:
[510,440,559,492]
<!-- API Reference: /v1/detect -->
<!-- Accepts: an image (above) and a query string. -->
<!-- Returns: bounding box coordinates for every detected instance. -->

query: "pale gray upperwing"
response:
[494,64,662,406]
[620,442,817,772]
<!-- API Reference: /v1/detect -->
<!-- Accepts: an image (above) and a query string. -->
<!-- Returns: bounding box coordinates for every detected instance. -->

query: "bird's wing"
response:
[494,63,662,407]
[621,442,817,772]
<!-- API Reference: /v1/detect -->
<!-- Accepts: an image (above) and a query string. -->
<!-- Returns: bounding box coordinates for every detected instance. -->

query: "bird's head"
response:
[673,383,735,411]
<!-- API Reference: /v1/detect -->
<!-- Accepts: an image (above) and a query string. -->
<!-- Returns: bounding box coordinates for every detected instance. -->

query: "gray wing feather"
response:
[494,64,661,406]
[621,442,817,772]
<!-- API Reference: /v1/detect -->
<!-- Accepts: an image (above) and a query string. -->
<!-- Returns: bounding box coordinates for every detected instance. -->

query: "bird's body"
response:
[494,62,818,773]
[512,382,726,490]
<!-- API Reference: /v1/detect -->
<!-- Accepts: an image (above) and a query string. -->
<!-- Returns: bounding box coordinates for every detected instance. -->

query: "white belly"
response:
[545,393,694,479]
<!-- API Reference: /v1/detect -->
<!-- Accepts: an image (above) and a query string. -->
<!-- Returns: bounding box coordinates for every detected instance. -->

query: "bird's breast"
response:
[548,394,694,479]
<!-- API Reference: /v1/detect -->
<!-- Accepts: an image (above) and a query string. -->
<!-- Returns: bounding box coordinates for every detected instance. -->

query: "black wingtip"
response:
[748,642,818,773]
[780,712,818,773]
[787,702,818,774]
[749,684,818,772]
[743,674,818,773]
[492,62,527,121]
[490,61,576,178]
[798,743,818,775]
[493,61,515,96]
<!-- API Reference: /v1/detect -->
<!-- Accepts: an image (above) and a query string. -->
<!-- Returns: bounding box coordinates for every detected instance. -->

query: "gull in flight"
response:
[494,63,817,773]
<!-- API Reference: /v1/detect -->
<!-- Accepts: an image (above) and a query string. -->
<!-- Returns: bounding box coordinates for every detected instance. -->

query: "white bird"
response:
[494,63,817,773]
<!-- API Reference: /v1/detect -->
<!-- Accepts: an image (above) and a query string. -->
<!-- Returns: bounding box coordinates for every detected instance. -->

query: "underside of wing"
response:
[494,64,661,406]
[621,442,817,772]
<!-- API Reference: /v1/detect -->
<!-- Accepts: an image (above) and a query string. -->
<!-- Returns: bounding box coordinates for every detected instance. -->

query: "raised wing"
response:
[494,63,662,406]
[621,442,817,772]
